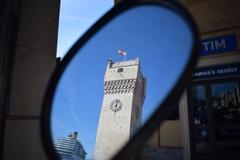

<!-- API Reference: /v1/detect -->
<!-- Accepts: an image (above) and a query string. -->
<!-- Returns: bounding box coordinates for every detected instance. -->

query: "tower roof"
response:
[107,57,140,68]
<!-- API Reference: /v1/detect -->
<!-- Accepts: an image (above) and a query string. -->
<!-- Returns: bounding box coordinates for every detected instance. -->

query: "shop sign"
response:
[200,34,238,56]
[192,63,240,80]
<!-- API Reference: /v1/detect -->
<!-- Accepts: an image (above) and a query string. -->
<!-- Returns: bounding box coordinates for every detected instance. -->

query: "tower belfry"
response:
[94,58,146,160]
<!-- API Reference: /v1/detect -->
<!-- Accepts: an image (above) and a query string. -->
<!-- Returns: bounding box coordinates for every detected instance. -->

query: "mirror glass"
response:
[51,5,193,160]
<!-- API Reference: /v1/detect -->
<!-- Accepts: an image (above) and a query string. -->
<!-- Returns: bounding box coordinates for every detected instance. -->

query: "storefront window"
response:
[211,82,240,141]
[190,80,240,159]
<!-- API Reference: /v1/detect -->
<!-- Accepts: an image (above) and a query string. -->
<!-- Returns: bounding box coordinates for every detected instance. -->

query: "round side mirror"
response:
[42,1,198,160]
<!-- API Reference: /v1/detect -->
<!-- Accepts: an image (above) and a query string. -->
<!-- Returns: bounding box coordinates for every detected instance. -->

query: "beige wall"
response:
[180,0,240,34]
[2,0,60,159]
[148,121,183,148]
[159,120,183,147]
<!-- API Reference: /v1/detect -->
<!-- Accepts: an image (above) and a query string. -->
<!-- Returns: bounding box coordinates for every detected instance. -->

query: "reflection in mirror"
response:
[51,5,193,160]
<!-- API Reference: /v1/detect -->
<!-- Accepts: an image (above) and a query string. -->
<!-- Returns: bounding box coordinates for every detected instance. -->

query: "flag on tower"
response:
[118,49,128,56]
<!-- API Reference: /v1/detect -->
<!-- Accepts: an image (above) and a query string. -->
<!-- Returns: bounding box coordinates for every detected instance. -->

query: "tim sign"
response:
[200,34,238,56]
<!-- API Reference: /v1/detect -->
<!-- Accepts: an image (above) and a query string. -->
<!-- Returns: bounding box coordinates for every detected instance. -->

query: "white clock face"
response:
[110,99,122,112]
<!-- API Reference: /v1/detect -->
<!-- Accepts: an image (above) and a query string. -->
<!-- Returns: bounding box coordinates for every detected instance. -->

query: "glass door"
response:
[191,85,211,159]
[189,80,240,160]
[210,82,240,159]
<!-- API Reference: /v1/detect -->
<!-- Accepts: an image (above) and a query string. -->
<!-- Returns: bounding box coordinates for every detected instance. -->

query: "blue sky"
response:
[57,0,114,58]
[52,3,193,159]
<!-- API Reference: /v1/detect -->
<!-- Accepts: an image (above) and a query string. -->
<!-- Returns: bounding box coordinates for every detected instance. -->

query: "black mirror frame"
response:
[41,0,199,160]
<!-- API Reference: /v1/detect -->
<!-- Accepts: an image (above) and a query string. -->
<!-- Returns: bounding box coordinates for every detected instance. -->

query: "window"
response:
[117,68,123,72]
[189,79,240,158]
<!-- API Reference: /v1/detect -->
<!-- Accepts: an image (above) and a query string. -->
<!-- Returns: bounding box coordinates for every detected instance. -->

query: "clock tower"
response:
[94,58,146,160]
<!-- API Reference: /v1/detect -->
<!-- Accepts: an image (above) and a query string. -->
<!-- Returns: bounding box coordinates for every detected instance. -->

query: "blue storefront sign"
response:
[192,63,240,80]
[200,34,238,56]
